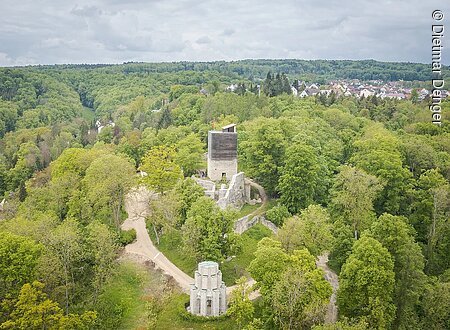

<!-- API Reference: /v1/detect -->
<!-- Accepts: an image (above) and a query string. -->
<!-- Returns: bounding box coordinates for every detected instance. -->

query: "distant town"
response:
[227,79,450,101]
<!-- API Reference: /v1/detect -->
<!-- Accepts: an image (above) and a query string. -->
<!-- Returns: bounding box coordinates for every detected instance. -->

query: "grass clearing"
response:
[154,293,236,330]
[149,223,273,286]
[95,260,166,329]
[148,227,197,276]
[234,203,261,219]
[96,259,237,329]
[221,224,273,285]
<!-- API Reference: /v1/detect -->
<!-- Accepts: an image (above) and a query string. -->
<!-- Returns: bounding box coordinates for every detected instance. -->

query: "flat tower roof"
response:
[222,123,236,130]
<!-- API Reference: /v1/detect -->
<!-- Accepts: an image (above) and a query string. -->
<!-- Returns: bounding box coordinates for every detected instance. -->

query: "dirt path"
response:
[121,186,194,293]
[316,252,339,323]
[245,178,268,217]
[121,186,259,298]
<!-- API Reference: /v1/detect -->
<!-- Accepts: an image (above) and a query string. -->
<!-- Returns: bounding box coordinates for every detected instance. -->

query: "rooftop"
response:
[222,123,237,133]
[198,261,219,268]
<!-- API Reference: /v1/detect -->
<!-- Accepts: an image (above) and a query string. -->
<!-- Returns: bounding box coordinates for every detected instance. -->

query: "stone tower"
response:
[189,261,227,317]
[207,124,237,181]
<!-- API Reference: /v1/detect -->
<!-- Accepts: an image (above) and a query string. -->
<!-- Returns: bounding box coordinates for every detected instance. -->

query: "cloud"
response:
[196,36,212,44]
[0,0,448,66]
[221,28,235,36]
[71,5,103,17]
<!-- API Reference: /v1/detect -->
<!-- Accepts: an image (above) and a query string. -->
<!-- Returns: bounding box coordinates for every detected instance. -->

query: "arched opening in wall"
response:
[206,299,212,315]
[197,298,201,314]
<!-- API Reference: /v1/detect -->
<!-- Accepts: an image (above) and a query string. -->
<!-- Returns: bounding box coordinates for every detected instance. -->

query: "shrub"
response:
[265,204,291,227]
[119,229,136,246]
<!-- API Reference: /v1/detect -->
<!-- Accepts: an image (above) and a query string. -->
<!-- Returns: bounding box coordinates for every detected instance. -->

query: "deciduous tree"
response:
[45,219,83,314]
[278,143,327,213]
[272,266,331,330]
[227,277,255,329]
[86,221,118,300]
[329,165,383,239]
[82,154,135,229]
[411,169,450,274]
[277,205,333,256]
[140,145,182,194]
[0,232,42,309]
[174,178,205,223]
[368,214,426,329]
[351,124,413,215]
[239,118,286,194]
[174,133,205,176]
[248,238,290,297]
[337,236,396,329]
[182,196,239,262]
[419,277,450,330]
[265,204,291,227]
[0,281,96,330]
[147,193,180,244]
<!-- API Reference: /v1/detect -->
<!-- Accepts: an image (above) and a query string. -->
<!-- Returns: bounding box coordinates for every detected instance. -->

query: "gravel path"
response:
[121,186,259,297]
[121,186,194,293]
[316,252,339,323]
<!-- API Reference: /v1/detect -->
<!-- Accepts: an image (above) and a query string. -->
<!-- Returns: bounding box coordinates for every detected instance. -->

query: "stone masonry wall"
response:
[194,178,216,199]
[234,214,278,235]
[217,172,249,210]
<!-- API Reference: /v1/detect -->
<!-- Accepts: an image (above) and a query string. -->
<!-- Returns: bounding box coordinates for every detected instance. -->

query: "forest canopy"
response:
[0,59,449,329]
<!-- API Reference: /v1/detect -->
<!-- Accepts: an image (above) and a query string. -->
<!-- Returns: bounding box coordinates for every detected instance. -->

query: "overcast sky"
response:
[0,0,449,66]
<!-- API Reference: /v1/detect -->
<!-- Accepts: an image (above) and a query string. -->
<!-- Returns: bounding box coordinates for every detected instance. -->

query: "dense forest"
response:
[0,60,449,329]
[30,59,450,82]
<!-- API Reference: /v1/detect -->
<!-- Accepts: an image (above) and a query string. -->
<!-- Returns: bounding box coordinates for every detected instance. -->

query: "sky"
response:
[0,0,449,66]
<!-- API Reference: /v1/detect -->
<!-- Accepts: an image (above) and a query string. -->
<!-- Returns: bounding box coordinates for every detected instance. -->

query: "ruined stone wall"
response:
[194,173,254,210]
[217,172,249,210]
[234,214,278,235]
[259,217,279,234]
[194,178,216,199]
[233,215,259,234]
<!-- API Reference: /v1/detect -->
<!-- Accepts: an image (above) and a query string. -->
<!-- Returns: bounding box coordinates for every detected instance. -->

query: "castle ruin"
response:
[194,124,259,210]
[207,123,238,181]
